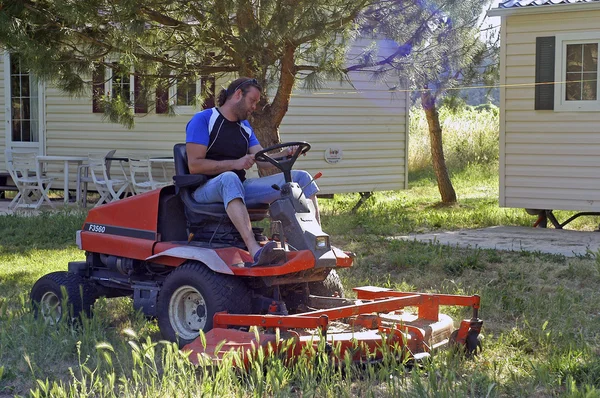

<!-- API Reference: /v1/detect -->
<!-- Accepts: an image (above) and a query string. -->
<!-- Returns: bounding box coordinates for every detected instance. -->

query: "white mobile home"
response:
[0,39,408,197]
[489,0,600,224]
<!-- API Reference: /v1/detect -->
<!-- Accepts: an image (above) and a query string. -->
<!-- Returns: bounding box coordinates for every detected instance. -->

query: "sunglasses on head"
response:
[230,78,259,95]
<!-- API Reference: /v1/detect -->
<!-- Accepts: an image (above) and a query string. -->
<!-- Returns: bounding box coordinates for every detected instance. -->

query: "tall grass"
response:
[409,104,499,174]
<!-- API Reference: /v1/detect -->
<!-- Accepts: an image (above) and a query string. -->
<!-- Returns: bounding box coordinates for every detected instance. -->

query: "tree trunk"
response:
[251,111,281,148]
[249,42,297,148]
[421,91,457,203]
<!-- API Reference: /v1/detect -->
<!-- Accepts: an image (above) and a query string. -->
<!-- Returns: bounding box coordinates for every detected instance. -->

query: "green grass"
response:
[2,172,600,397]
[2,107,600,396]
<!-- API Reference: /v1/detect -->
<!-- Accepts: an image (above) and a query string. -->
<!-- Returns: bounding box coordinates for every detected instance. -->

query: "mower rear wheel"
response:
[308,269,345,297]
[30,271,98,324]
[157,261,252,347]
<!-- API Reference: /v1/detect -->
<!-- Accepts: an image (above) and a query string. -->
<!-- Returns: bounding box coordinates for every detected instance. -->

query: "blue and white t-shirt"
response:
[186,108,260,181]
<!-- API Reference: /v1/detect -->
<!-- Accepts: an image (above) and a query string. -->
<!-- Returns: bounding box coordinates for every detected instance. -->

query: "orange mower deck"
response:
[183,286,483,365]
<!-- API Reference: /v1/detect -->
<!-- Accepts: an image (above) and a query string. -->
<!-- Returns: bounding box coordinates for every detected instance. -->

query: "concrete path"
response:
[393,225,600,257]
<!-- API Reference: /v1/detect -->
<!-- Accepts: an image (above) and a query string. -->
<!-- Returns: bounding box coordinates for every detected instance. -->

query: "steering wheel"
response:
[254,142,311,183]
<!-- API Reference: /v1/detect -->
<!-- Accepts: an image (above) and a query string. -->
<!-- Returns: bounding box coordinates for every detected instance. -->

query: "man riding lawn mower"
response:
[30,142,483,363]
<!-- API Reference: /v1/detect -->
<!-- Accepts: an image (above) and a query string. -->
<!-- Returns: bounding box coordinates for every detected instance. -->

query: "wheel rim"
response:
[40,291,62,324]
[168,285,208,341]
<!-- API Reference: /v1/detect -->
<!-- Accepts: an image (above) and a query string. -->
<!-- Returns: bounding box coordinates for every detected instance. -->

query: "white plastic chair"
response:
[129,158,170,194]
[5,151,55,210]
[76,149,117,207]
[88,152,130,207]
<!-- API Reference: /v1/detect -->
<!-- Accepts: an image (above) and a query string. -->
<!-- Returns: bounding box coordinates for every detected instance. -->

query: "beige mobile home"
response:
[489,0,600,226]
[0,39,408,198]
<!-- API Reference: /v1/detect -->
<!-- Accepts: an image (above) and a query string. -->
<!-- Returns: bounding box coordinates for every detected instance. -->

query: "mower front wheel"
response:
[30,271,98,324]
[157,261,252,347]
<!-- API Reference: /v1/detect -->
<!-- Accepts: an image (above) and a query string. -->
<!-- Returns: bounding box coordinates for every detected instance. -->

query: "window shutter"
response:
[155,85,169,114]
[134,75,148,114]
[201,76,216,109]
[92,64,105,113]
[535,36,555,110]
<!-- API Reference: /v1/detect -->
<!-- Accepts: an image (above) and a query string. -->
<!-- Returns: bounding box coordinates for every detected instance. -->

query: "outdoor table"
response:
[37,155,89,205]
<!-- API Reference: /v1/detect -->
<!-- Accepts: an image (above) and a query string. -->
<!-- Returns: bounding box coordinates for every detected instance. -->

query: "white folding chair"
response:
[6,151,55,210]
[129,158,170,194]
[76,149,117,207]
[88,152,130,207]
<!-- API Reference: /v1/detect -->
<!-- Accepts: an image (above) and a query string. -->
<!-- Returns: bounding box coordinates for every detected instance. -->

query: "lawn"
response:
[1,107,600,396]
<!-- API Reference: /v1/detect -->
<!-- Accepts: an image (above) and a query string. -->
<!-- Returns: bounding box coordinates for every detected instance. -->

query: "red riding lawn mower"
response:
[31,142,483,364]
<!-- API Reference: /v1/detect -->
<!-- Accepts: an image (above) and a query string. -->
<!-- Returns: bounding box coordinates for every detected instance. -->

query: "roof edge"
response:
[487,1,600,17]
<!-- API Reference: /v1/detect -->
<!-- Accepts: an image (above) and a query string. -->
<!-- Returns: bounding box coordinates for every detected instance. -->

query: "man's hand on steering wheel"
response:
[254,142,311,183]
[284,145,305,158]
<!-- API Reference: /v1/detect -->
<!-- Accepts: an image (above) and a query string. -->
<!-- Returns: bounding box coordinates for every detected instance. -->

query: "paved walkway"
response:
[393,226,600,257]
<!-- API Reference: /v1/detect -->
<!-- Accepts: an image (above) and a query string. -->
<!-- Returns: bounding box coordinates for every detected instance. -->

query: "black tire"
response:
[30,271,98,324]
[449,329,483,358]
[466,330,483,357]
[157,261,253,347]
[308,269,345,298]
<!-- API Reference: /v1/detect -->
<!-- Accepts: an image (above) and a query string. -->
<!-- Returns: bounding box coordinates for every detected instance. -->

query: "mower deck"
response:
[183,286,482,365]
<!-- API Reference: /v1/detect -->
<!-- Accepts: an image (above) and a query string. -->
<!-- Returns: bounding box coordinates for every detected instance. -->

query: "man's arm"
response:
[186,143,255,175]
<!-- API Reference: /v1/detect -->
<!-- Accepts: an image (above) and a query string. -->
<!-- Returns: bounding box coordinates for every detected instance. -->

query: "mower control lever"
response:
[254,142,311,183]
[300,172,322,199]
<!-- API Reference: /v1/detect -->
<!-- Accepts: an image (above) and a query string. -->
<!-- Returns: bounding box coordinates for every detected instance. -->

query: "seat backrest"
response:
[129,158,152,189]
[173,143,189,176]
[10,152,39,180]
[88,152,110,183]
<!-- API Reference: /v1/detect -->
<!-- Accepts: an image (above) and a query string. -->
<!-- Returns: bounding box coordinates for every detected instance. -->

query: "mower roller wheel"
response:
[30,271,98,324]
[157,261,252,347]
[308,269,345,298]
[466,330,483,357]
[449,329,483,358]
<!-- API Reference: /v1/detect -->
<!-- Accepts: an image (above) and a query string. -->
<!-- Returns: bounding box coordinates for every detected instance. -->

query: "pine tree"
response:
[352,0,496,203]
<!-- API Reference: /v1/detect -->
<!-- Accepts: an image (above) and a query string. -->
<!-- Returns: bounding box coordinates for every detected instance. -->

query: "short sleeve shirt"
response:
[186,108,260,181]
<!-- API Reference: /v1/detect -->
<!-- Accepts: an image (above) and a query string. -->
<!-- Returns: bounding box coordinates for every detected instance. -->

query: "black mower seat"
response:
[172,143,269,220]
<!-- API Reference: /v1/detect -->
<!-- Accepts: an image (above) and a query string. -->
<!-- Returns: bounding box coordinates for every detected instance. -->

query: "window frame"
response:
[169,78,202,114]
[554,32,600,112]
[105,63,135,106]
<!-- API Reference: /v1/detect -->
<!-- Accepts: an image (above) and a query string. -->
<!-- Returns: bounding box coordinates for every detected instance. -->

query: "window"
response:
[8,55,39,142]
[169,76,215,113]
[565,43,597,101]
[175,78,198,106]
[92,63,147,113]
[110,64,132,104]
[554,33,600,111]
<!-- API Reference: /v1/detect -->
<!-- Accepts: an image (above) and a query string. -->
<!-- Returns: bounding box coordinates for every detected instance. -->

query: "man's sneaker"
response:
[249,241,286,267]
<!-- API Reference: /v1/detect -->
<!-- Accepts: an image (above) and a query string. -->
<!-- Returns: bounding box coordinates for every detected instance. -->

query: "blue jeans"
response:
[192,170,319,208]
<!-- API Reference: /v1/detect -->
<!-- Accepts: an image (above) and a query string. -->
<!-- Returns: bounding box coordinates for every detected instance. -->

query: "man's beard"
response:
[233,102,248,121]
